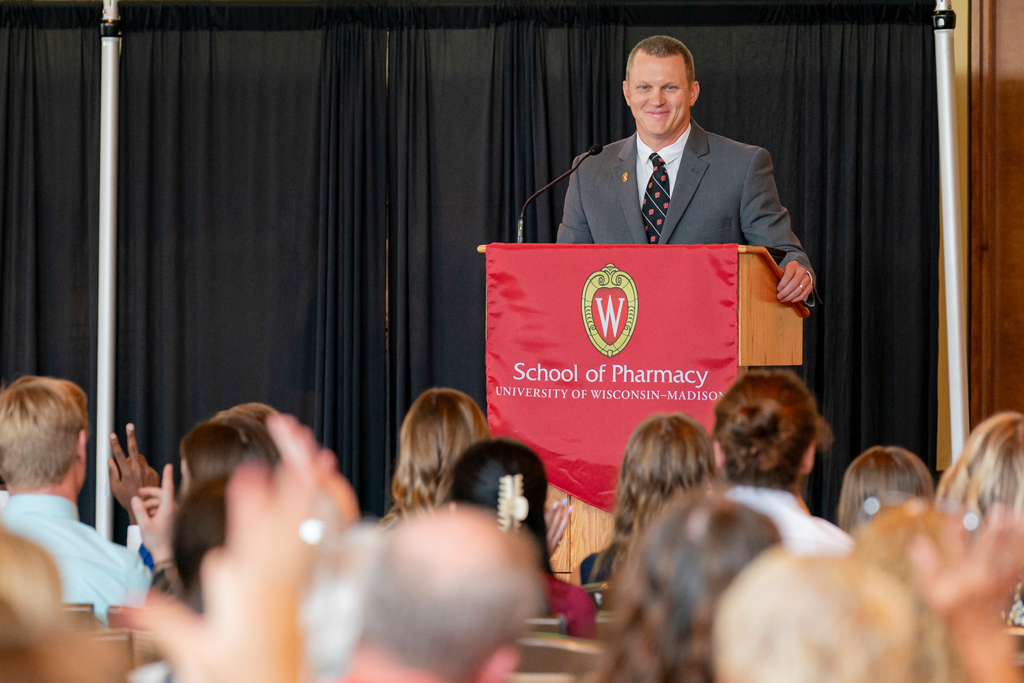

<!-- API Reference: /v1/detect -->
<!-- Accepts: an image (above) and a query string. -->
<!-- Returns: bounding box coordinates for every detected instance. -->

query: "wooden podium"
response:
[480,244,807,583]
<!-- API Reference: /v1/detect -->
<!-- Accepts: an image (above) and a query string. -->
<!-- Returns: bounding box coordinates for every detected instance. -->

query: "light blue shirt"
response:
[2,494,151,621]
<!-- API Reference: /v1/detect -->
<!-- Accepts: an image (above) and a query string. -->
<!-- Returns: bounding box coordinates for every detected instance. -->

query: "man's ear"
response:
[690,79,700,106]
[622,79,631,107]
[799,442,816,476]
[713,440,726,471]
[474,645,519,683]
[77,429,88,463]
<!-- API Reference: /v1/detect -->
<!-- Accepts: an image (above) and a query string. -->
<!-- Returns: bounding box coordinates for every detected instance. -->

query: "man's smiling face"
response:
[623,51,700,151]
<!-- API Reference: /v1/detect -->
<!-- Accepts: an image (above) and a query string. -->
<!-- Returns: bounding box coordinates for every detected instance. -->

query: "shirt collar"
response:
[727,486,804,513]
[636,124,691,165]
[3,494,80,521]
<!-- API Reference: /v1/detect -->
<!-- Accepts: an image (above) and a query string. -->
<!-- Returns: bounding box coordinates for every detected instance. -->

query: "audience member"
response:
[178,416,280,497]
[211,402,279,426]
[852,503,963,683]
[935,410,1024,625]
[580,412,715,584]
[449,438,597,638]
[170,477,228,610]
[348,510,543,683]
[0,376,150,619]
[0,526,64,640]
[381,388,489,527]
[139,414,357,683]
[594,492,779,683]
[715,550,915,683]
[836,445,935,532]
[713,369,851,555]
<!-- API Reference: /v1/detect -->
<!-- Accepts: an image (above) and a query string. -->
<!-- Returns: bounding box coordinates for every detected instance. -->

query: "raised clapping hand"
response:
[108,424,160,524]
[136,414,359,683]
[910,506,1024,683]
[777,261,813,303]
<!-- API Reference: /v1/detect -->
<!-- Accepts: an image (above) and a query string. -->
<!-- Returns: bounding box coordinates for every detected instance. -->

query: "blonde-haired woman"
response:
[0,526,64,637]
[937,411,1024,516]
[380,388,490,527]
[936,411,1024,624]
[579,412,715,584]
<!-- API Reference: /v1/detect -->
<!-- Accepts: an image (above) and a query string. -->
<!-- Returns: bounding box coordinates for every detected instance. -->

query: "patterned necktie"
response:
[642,152,671,244]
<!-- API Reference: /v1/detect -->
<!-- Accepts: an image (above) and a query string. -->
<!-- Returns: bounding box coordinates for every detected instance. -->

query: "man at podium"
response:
[556,35,815,305]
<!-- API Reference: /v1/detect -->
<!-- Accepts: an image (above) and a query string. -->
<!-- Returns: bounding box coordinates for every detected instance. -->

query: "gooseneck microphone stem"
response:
[517,144,603,243]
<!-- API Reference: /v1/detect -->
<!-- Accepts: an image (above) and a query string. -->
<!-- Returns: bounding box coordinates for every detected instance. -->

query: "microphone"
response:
[517,144,604,243]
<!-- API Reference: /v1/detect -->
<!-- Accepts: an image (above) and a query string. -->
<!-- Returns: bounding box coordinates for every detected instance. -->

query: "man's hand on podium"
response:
[777,261,813,304]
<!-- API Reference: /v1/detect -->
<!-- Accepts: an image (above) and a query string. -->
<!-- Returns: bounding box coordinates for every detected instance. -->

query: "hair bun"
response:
[731,401,782,443]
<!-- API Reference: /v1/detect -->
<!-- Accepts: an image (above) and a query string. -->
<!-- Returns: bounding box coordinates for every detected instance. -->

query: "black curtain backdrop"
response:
[115,6,389,537]
[0,1,938,529]
[0,5,101,525]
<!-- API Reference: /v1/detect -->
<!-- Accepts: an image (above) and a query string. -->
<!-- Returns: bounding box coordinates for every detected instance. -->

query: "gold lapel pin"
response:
[622,172,629,182]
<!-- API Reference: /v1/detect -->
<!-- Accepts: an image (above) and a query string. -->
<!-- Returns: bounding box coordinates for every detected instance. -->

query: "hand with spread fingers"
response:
[108,423,160,524]
[776,260,813,303]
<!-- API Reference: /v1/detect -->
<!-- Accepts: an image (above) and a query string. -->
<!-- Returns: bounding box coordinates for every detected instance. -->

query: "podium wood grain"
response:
[546,485,613,584]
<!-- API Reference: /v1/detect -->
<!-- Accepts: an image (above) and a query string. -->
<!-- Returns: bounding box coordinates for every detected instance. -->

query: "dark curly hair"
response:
[713,370,831,490]
[594,492,780,683]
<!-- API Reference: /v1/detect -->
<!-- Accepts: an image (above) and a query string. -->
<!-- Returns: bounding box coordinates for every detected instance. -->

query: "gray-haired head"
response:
[626,35,695,83]
[360,508,544,683]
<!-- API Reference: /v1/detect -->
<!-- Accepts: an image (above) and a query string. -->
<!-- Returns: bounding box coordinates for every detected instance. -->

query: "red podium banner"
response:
[486,244,739,511]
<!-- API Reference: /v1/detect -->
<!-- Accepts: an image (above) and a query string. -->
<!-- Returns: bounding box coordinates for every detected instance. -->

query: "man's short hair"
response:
[360,511,543,683]
[0,376,88,489]
[626,35,695,83]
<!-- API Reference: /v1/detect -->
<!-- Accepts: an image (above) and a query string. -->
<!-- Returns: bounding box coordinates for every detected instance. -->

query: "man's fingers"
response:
[107,458,122,483]
[778,274,812,303]
[127,423,141,461]
[109,433,128,470]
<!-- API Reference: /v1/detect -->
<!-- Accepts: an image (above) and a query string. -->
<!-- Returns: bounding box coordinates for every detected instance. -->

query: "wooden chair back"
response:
[516,633,602,676]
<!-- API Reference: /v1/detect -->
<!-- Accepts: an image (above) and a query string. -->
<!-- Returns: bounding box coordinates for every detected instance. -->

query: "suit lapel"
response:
[614,134,649,245]
[658,120,710,245]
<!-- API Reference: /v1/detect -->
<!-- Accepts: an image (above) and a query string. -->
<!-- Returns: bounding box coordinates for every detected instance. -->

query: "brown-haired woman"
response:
[594,492,780,683]
[714,369,851,555]
[579,412,715,584]
[380,388,490,527]
[836,446,934,533]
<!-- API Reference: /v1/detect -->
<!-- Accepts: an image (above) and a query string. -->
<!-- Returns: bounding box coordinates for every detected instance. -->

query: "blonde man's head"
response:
[937,411,1024,517]
[715,550,914,683]
[0,376,89,490]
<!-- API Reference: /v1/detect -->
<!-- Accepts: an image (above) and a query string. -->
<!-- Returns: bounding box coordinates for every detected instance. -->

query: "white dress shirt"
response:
[636,125,691,207]
[726,486,853,557]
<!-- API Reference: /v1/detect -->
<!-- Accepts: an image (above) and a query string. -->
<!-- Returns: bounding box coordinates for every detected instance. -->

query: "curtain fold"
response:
[315,22,389,515]
[0,6,101,524]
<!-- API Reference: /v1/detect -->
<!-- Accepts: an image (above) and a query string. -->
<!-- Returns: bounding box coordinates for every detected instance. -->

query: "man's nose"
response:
[650,88,665,105]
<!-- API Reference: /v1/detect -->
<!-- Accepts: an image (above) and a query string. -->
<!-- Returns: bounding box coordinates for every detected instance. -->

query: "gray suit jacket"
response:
[556,120,815,282]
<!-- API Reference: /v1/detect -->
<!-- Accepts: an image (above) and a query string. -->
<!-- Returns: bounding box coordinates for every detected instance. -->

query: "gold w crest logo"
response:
[581,264,638,357]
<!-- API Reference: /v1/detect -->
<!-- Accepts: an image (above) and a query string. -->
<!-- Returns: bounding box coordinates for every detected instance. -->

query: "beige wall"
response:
[935,1,971,471]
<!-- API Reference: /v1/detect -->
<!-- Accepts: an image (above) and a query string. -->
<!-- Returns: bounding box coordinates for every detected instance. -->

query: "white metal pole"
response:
[933,0,969,460]
[96,0,121,540]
